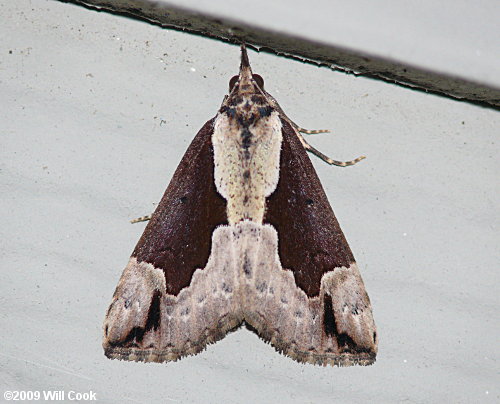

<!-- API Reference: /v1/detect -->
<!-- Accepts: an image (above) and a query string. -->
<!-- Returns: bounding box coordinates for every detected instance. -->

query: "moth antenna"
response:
[295,131,366,167]
[130,214,152,224]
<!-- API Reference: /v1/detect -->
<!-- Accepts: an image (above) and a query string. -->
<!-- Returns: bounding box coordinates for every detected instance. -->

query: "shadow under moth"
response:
[103,45,377,366]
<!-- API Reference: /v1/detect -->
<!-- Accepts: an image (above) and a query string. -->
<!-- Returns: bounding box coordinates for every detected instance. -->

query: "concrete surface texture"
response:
[1,1,498,403]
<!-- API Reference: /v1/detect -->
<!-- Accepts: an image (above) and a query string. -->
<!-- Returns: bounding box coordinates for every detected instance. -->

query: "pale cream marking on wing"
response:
[236,222,377,363]
[103,221,377,366]
[212,111,282,225]
[321,267,377,347]
[104,259,166,346]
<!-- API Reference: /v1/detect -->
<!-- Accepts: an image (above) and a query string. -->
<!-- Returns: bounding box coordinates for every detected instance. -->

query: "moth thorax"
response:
[212,111,283,226]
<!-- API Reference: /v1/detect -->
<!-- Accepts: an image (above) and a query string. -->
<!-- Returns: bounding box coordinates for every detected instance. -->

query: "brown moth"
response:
[103,45,377,366]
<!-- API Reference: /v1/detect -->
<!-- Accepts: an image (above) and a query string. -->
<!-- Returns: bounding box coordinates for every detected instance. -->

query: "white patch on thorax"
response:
[212,110,282,225]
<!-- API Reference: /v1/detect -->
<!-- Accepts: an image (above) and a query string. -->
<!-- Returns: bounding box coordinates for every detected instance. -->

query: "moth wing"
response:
[103,118,237,362]
[252,118,377,366]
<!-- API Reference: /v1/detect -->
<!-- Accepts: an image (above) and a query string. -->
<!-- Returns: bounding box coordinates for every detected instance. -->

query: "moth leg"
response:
[295,131,366,167]
[295,126,330,135]
[130,214,152,224]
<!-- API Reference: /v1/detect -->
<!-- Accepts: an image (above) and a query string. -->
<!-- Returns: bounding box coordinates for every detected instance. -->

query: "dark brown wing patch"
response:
[264,118,355,297]
[132,118,227,295]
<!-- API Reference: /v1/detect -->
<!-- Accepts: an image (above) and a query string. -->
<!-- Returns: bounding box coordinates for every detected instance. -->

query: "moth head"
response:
[229,73,265,92]
[227,45,265,95]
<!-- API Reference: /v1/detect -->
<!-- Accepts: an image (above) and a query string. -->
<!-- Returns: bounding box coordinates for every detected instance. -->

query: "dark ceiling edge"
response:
[60,0,500,110]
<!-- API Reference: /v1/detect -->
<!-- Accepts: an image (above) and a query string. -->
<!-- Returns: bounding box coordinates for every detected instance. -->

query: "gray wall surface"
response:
[153,0,500,87]
[1,1,498,403]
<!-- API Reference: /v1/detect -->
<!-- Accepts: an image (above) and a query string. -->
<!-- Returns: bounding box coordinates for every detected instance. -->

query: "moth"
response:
[103,45,377,366]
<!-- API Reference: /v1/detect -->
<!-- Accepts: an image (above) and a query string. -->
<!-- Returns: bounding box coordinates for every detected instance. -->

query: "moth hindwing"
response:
[103,45,377,366]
